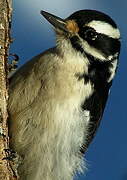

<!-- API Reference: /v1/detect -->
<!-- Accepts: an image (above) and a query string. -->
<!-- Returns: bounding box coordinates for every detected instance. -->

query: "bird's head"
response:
[40,10,121,62]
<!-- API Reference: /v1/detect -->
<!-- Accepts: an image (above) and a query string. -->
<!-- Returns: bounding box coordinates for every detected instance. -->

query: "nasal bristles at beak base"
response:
[66,20,79,33]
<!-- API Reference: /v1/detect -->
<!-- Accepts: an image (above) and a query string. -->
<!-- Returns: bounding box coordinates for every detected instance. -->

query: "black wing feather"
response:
[80,57,113,153]
[80,82,111,153]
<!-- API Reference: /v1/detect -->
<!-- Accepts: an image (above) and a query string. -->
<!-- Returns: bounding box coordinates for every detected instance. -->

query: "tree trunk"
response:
[0,0,16,179]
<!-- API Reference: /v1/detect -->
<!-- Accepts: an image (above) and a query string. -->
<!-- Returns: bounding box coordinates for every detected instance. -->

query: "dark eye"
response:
[79,27,98,41]
[85,28,98,40]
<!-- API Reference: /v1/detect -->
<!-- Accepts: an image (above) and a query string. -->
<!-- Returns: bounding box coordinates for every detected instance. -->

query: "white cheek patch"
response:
[108,59,118,82]
[80,39,106,61]
[87,20,120,39]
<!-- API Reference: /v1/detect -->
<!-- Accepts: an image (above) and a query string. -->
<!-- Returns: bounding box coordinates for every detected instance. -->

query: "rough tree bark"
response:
[0,0,17,179]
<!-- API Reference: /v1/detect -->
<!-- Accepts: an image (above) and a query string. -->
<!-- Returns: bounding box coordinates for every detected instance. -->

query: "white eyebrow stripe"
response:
[87,20,120,39]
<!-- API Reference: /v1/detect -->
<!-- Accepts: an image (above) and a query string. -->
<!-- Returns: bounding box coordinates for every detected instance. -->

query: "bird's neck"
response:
[56,35,89,65]
[56,34,117,86]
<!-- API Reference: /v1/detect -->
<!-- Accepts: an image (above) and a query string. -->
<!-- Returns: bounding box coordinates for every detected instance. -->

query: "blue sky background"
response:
[11,0,127,179]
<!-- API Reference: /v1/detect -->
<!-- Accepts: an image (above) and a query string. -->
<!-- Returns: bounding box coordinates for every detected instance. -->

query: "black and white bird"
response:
[8,10,121,180]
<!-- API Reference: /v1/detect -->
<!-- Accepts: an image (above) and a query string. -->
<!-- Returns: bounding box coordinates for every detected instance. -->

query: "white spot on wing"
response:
[83,110,90,124]
[87,20,120,39]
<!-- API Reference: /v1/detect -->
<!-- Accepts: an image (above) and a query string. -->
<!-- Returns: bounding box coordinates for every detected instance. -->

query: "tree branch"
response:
[0,0,17,179]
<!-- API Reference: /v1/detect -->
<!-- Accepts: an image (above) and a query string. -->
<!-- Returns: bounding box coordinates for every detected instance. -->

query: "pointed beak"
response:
[40,10,68,32]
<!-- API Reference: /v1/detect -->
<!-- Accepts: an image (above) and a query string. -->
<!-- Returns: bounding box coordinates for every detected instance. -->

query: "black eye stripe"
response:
[87,33,120,56]
[79,26,98,41]
[82,26,95,31]
[79,26,120,41]
[78,25,120,56]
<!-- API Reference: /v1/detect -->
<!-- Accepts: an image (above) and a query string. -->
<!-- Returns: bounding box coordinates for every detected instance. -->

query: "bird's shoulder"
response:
[8,47,58,114]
